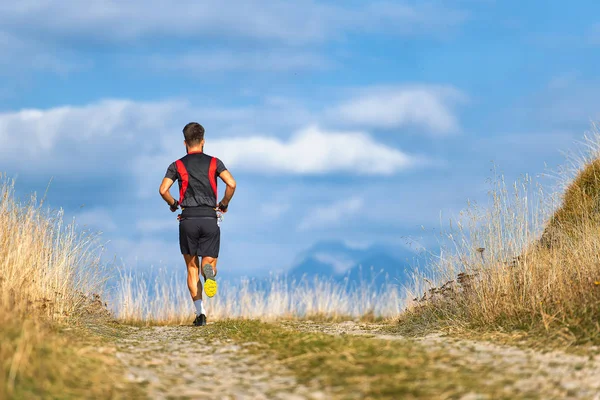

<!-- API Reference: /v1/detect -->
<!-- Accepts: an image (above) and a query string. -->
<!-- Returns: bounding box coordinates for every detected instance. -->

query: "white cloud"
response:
[209,126,422,175]
[0,98,300,179]
[0,99,180,149]
[133,125,424,198]
[145,50,334,73]
[0,1,467,46]
[0,1,330,44]
[0,2,468,76]
[313,253,356,274]
[328,85,466,134]
[0,99,184,173]
[0,98,306,176]
[0,97,429,195]
[299,196,364,231]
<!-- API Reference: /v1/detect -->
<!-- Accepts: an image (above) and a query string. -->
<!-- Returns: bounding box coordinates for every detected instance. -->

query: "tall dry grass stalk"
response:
[0,178,107,318]
[0,178,111,396]
[401,134,600,342]
[113,267,407,324]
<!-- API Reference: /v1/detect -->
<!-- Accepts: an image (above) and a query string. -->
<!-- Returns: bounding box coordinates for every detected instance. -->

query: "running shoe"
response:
[203,264,218,298]
[193,314,207,326]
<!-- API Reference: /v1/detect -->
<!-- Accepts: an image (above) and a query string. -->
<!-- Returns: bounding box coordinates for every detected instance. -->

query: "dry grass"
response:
[113,267,407,325]
[0,177,137,398]
[0,179,108,318]
[400,134,600,344]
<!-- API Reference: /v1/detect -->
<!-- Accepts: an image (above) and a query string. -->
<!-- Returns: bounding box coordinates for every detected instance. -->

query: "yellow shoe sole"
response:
[204,279,218,298]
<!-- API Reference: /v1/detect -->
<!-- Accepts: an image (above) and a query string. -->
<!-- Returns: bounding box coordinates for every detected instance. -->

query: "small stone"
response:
[459,393,489,400]
[308,391,327,400]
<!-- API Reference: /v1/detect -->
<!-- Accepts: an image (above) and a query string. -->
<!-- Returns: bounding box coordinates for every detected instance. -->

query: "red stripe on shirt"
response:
[208,157,218,201]
[175,160,189,204]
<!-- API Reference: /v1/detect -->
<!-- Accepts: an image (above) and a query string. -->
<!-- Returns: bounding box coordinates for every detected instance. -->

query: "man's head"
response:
[182,122,205,150]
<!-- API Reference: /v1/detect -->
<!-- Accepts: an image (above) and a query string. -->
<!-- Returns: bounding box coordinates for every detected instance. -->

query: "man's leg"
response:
[200,256,218,279]
[185,254,207,326]
[201,256,218,298]
[197,218,220,298]
[184,254,202,300]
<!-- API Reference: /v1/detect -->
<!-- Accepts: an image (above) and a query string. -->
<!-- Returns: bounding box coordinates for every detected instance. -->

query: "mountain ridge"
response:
[288,240,417,288]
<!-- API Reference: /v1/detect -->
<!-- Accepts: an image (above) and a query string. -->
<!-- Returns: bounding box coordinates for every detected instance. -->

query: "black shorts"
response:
[179,217,220,257]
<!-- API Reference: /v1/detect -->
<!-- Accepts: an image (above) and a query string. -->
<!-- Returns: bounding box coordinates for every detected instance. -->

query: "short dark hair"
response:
[182,122,205,146]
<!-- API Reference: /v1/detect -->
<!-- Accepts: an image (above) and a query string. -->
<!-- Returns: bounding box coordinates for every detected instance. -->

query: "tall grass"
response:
[0,178,118,397]
[0,179,107,318]
[401,134,600,343]
[113,267,407,324]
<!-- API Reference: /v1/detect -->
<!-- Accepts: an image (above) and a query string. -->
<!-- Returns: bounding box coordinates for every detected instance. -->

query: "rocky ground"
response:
[113,322,600,399]
[114,325,328,400]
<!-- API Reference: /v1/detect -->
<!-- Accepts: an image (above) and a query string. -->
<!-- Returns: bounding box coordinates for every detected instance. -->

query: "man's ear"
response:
[201,139,205,146]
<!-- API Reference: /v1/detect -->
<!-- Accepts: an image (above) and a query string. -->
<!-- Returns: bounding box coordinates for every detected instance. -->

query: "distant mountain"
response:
[287,240,417,289]
[291,256,335,277]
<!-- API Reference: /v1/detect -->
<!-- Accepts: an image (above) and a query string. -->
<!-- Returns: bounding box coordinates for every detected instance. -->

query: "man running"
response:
[159,122,236,326]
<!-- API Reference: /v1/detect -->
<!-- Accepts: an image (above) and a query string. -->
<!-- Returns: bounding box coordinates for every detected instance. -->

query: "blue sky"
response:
[1,1,599,277]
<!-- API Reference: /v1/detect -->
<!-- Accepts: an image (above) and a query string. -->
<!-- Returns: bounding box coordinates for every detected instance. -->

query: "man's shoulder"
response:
[201,153,224,163]
[178,153,222,165]
[180,153,208,160]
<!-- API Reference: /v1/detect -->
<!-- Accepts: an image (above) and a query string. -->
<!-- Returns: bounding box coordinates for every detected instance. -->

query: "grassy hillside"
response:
[0,179,140,398]
[399,135,600,345]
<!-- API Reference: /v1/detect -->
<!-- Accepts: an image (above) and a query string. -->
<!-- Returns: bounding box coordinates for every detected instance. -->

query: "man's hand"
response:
[218,170,236,213]
[159,177,178,212]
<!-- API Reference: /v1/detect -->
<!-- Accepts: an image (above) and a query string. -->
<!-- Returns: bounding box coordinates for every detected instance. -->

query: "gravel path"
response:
[114,326,326,400]
[419,333,600,399]
[113,322,600,399]
[292,321,600,400]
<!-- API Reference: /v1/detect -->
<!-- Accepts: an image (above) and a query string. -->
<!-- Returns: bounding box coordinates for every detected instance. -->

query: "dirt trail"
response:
[114,326,326,400]
[113,322,600,399]
[292,321,600,400]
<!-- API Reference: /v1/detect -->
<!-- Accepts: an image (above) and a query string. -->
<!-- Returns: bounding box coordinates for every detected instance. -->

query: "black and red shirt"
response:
[165,151,227,217]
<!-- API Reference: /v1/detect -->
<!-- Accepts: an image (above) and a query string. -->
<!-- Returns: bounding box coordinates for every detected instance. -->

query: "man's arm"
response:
[218,170,236,212]
[159,178,178,211]
[161,162,179,211]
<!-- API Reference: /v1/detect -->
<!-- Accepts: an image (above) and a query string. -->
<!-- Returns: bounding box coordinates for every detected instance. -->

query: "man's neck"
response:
[187,146,203,154]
